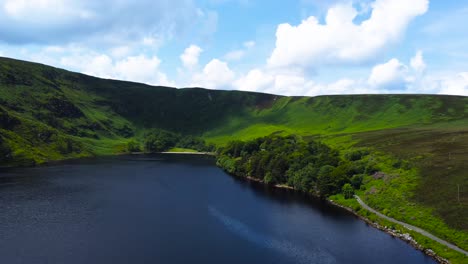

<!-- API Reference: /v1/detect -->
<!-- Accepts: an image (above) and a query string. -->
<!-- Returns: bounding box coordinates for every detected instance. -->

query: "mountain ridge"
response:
[1,55,467,162]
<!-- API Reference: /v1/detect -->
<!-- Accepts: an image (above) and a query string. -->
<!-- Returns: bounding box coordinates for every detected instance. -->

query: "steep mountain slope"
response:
[0,57,277,164]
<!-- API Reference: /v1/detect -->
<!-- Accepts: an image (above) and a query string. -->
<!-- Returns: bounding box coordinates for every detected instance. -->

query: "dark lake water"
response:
[0,154,435,264]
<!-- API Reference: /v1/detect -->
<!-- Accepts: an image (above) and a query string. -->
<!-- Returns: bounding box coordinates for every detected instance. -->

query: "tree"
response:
[143,129,179,152]
[127,140,141,152]
[264,172,274,185]
[288,164,317,192]
[317,165,336,197]
[350,174,364,189]
[342,183,354,199]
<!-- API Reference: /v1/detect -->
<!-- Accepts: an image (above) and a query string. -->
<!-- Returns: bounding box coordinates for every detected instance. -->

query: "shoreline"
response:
[125,151,215,155]
[159,151,215,155]
[231,173,450,264]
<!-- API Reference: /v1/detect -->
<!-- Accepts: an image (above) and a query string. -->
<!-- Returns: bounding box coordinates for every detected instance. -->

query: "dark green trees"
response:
[143,129,213,153]
[144,130,175,152]
[342,183,354,199]
[217,135,372,198]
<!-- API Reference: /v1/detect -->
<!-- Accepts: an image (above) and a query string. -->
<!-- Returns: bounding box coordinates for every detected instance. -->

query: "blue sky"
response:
[0,0,467,96]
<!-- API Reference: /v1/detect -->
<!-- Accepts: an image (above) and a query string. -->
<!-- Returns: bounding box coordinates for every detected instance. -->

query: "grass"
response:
[167,148,199,153]
[331,194,468,264]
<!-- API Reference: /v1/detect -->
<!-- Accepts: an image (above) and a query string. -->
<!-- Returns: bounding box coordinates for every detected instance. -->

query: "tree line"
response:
[216,135,375,198]
[132,128,215,153]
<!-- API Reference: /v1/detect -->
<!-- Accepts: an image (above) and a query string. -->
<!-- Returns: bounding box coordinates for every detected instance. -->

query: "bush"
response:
[127,140,141,152]
[345,149,370,161]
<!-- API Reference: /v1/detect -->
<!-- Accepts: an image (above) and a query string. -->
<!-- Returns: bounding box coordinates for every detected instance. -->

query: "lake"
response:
[0,154,435,264]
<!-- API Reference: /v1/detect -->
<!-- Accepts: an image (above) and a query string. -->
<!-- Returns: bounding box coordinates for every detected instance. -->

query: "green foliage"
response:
[342,183,354,199]
[317,165,337,197]
[126,140,141,152]
[345,148,370,161]
[143,129,212,153]
[216,135,371,197]
[288,164,317,192]
[144,129,178,152]
[350,174,364,189]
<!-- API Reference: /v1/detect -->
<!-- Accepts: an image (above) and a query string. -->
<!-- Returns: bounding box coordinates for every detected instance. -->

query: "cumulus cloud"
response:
[232,50,433,96]
[234,69,274,92]
[234,68,374,96]
[268,0,428,68]
[436,73,468,96]
[368,58,409,89]
[191,59,235,89]
[181,45,203,69]
[233,67,373,96]
[410,50,426,73]
[60,53,174,86]
[234,68,313,95]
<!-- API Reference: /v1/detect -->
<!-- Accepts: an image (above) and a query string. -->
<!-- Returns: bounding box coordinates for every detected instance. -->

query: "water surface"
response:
[0,155,435,264]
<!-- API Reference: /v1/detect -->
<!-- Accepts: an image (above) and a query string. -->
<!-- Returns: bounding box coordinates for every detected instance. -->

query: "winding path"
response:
[354,195,468,256]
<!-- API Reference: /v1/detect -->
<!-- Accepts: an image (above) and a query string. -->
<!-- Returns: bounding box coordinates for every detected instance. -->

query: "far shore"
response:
[127,151,215,156]
[160,151,215,155]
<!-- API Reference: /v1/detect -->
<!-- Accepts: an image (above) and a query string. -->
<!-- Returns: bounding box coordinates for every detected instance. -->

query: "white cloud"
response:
[368,58,409,89]
[234,66,375,96]
[0,0,203,46]
[3,0,94,21]
[410,50,426,73]
[180,45,203,70]
[114,55,173,86]
[191,59,235,89]
[233,50,433,96]
[61,53,174,86]
[110,46,131,58]
[268,0,428,68]
[234,69,274,92]
[436,72,468,96]
[234,68,314,96]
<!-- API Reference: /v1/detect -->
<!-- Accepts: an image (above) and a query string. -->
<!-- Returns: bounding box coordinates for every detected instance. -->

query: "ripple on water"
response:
[208,206,336,264]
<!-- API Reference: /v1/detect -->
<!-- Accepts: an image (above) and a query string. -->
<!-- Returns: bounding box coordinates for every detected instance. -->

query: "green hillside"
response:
[1,56,467,261]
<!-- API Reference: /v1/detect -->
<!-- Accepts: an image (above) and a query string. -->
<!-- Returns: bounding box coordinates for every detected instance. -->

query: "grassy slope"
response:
[0,57,467,259]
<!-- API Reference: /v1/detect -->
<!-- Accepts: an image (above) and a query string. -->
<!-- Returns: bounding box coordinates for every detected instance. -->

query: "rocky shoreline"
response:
[328,200,449,264]
[233,173,450,264]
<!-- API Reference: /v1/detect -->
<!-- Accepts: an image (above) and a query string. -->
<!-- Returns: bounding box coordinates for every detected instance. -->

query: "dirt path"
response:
[355,195,468,256]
